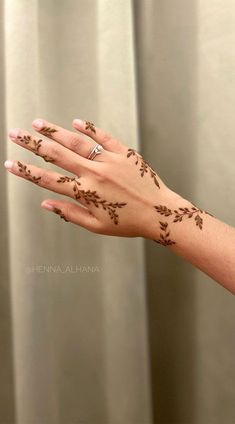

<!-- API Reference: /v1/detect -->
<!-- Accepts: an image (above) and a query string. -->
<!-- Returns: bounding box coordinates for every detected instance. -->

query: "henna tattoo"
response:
[85,121,96,133]
[154,221,176,246]
[17,134,42,152]
[57,176,126,225]
[16,134,54,163]
[53,207,69,222]
[17,161,41,184]
[154,204,214,230]
[127,148,160,188]
[39,126,58,138]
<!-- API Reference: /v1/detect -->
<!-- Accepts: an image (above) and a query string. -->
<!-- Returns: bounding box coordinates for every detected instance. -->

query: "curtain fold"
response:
[134,1,235,423]
[1,1,152,423]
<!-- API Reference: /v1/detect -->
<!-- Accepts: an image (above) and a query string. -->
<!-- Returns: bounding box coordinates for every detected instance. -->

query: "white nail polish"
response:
[73,119,83,126]
[41,202,54,211]
[32,119,44,130]
[8,129,19,139]
[4,160,14,169]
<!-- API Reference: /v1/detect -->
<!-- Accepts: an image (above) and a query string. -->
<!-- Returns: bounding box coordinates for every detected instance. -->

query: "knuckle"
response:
[94,167,106,183]
[48,145,59,160]
[41,173,52,185]
[89,221,102,234]
[70,136,80,150]
[102,132,111,145]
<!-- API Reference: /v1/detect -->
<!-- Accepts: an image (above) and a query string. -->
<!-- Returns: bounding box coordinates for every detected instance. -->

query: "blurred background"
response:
[0,0,235,423]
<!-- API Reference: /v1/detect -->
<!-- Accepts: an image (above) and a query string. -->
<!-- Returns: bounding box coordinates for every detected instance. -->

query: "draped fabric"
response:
[0,1,234,423]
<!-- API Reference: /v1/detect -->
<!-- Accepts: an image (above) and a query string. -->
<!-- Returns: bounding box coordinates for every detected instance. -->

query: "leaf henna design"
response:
[57,176,127,225]
[16,134,54,163]
[154,221,176,246]
[53,207,69,222]
[127,148,160,188]
[85,121,96,133]
[154,204,214,230]
[39,126,58,138]
[17,161,41,184]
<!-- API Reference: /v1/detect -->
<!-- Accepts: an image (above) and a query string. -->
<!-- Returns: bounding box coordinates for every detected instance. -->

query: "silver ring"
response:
[87,143,103,161]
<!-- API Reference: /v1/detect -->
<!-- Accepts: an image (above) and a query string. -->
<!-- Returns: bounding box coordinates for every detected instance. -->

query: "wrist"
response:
[146,189,194,244]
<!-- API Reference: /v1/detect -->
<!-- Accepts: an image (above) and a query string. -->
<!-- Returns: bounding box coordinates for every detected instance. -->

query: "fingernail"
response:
[41,201,54,211]
[4,160,14,169]
[32,119,44,130]
[8,128,19,139]
[73,119,83,126]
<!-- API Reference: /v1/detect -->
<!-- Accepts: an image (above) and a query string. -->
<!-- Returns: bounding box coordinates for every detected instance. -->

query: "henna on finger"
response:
[57,175,127,225]
[154,221,176,246]
[17,161,41,184]
[127,148,160,189]
[16,134,54,163]
[85,121,96,134]
[53,207,69,222]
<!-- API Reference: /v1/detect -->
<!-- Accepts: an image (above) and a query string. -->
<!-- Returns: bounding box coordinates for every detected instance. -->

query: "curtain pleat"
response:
[1,0,152,423]
[134,1,235,423]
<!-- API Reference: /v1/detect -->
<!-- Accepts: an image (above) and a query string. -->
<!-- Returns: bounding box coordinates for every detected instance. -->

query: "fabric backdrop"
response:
[0,1,234,423]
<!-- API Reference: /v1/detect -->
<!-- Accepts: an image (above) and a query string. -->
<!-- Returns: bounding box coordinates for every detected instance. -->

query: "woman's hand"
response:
[4,117,175,240]
[4,117,235,291]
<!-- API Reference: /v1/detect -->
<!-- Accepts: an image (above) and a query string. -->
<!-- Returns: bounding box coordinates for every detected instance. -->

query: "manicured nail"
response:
[73,119,83,126]
[8,128,19,139]
[41,201,54,211]
[32,119,44,130]
[4,160,14,169]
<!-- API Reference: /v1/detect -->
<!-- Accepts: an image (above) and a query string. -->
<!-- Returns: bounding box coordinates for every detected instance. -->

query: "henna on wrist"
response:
[126,148,160,188]
[154,221,176,246]
[154,204,214,230]
[153,201,214,247]
[57,176,127,225]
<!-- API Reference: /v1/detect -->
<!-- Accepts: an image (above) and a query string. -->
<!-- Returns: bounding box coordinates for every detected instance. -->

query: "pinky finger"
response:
[41,199,100,233]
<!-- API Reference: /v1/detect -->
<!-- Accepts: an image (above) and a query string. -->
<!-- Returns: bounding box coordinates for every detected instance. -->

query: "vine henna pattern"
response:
[53,207,69,222]
[39,126,58,138]
[85,121,96,133]
[154,204,214,230]
[17,161,41,184]
[16,134,54,163]
[153,203,214,247]
[126,148,160,188]
[57,176,127,225]
[154,221,176,246]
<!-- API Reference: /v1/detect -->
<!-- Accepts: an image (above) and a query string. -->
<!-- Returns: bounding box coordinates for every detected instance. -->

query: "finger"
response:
[8,128,90,176]
[4,158,89,208]
[31,117,108,162]
[41,198,101,233]
[72,118,127,154]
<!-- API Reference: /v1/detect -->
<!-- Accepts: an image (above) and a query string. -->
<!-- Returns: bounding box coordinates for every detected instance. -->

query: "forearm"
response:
[151,190,235,294]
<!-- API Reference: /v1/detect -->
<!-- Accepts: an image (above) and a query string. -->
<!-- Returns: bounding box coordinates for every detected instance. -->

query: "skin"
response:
[4,117,235,295]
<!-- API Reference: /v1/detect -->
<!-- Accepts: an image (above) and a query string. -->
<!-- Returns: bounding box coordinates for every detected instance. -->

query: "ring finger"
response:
[31,118,108,161]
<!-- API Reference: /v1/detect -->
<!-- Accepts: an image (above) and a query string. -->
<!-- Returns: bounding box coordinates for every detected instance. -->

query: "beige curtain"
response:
[0,1,234,423]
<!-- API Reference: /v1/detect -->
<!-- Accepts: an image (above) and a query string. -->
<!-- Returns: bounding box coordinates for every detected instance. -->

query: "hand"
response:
[4,117,177,240]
